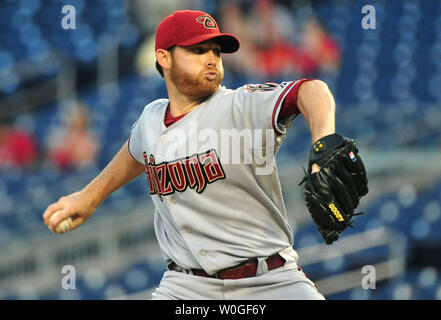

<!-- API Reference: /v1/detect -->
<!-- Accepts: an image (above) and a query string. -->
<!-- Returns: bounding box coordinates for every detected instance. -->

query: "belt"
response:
[167,253,286,280]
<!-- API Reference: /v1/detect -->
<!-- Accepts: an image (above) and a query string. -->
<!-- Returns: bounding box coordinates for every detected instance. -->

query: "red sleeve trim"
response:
[280,78,314,120]
[271,79,313,135]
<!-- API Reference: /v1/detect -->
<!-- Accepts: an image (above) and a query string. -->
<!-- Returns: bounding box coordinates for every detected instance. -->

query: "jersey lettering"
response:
[144,149,226,196]
[200,150,225,183]
[157,163,174,195]
[185,155,206,193]
[144,153,157,194]
[168,161,186,192]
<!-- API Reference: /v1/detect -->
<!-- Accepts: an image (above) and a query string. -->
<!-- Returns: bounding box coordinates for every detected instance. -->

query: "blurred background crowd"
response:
[1,0,441,300]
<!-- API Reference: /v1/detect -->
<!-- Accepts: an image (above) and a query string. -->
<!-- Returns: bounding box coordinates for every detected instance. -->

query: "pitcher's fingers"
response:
[43,202,64,225]
[48,208,73,231]
[69,215,83,231]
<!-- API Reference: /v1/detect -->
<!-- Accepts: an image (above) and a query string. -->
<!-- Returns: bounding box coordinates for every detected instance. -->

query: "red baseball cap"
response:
[155,10,240,53]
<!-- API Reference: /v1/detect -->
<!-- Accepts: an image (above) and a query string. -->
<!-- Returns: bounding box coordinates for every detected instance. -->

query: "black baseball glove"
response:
[299,133,369,245]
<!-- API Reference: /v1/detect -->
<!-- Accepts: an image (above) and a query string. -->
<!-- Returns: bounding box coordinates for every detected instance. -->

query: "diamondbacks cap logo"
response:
[196,15,217,29]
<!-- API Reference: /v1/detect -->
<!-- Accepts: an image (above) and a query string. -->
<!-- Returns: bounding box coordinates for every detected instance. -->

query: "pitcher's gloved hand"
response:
[299,133,369,244]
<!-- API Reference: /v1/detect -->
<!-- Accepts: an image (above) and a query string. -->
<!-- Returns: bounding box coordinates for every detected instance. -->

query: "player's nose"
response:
[205,49,219,67]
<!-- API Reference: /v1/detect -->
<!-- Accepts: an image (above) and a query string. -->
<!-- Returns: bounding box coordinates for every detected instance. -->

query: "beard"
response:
[169,59,224,101]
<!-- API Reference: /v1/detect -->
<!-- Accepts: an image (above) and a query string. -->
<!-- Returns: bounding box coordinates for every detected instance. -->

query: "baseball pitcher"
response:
[43,10,368,300]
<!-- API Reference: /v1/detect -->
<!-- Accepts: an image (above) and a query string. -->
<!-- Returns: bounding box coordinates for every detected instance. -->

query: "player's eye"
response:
[191,47,205,54]
[190,47,221,56]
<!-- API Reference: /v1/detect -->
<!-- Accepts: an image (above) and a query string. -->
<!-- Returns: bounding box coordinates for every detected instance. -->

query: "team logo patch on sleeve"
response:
[245,82,279,92]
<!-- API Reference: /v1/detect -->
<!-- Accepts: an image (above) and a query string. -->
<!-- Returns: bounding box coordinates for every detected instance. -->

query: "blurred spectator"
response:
[133,0,197,77]
[249,0,316,78]
[134,0,341,79]
[300,18,341,74]
[220,0,316,79]
[47,103,99,171]
[135,34,157,78]
[0,119,38,170]
[130,0,195,35]
[219,0,341,79]
[219,1,260,78]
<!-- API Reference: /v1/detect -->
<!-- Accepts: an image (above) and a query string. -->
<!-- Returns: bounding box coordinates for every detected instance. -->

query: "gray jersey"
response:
[129,81,302,275]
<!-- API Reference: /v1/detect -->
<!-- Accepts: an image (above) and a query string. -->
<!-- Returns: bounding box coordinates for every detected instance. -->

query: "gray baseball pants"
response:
[150,247,325,300]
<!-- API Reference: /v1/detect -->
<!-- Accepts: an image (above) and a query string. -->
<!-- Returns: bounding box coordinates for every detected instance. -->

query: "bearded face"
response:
[168,45,224,101]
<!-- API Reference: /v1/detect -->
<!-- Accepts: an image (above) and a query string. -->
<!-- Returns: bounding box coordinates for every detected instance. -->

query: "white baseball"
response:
[49,210,73,234]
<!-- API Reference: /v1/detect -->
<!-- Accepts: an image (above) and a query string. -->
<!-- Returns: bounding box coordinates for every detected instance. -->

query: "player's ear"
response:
[156,49,171,72]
